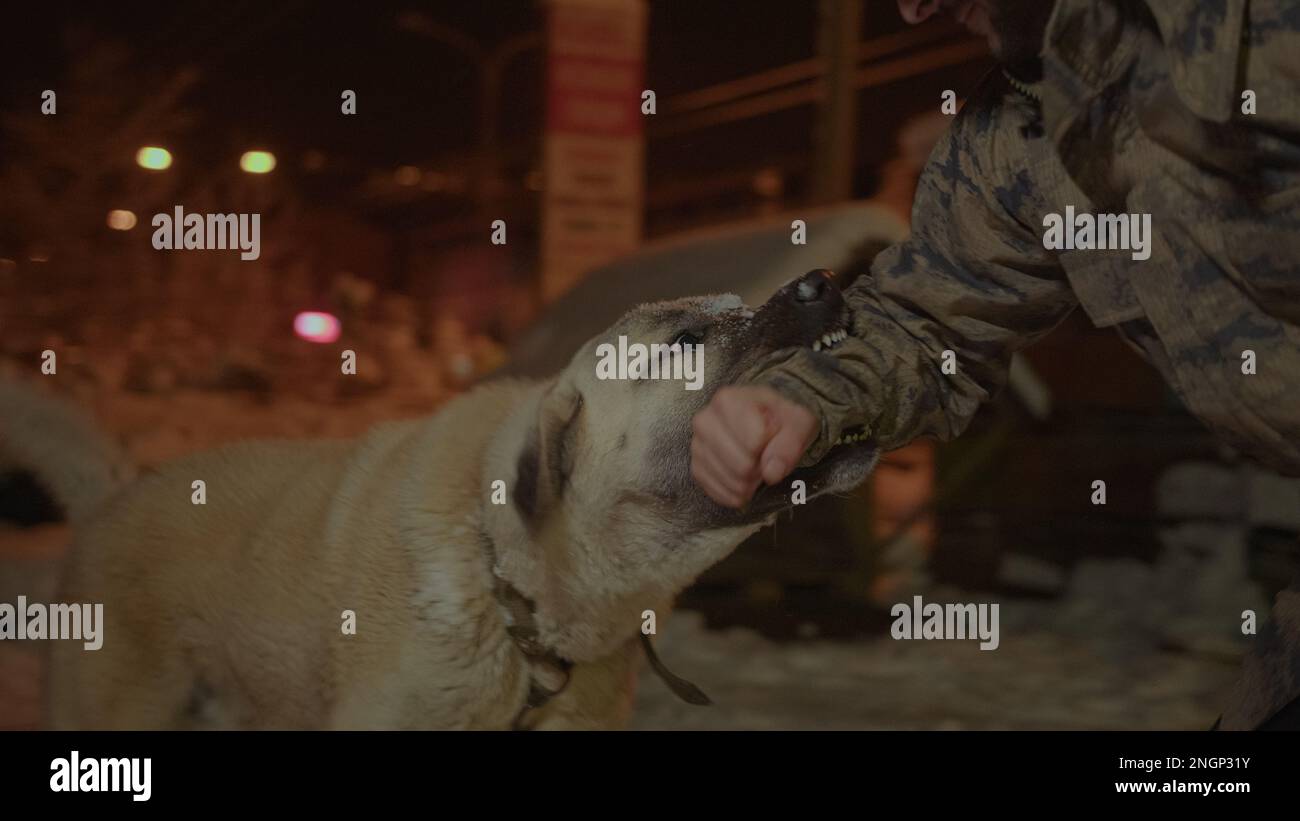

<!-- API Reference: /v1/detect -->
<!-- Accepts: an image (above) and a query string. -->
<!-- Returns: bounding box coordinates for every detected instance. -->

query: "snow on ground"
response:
[633,600,1241,730]
[634,546,1262,730]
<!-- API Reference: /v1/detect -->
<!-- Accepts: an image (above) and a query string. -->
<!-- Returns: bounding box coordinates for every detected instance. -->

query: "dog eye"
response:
[672,330,703,347]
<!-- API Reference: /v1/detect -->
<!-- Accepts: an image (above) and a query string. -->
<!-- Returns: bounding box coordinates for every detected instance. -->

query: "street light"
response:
[106,210,137,230]
[136,146,173,170]
[396,13,543,209]
[240,150,277,174]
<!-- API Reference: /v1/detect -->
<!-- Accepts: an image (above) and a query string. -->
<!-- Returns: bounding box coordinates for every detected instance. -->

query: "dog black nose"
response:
[789,269,843,320]
[794,269,836,303]
[747,268,847,351]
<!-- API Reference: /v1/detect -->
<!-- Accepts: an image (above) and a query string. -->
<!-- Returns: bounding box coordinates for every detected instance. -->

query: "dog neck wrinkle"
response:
[478,515,712,715]
[477,524,573,729]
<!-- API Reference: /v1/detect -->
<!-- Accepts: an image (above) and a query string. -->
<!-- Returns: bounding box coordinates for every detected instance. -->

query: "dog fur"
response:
[5,282,876,729]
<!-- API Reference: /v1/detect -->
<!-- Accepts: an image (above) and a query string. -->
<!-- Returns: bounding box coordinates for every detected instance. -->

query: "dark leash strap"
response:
[639,632,712,706]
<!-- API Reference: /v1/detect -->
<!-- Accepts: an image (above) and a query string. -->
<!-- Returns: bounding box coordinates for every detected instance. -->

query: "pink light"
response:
[293,311,341,344]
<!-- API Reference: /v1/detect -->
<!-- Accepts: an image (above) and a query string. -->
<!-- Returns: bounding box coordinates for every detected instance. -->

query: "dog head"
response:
[495,271,877,659]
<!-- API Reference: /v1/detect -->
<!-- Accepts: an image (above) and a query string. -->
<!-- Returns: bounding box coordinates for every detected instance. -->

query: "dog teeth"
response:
[812,329,850,353]
[832,428,869,447]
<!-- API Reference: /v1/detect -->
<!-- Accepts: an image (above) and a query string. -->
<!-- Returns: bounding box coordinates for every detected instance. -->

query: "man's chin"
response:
[983,0,1055,69]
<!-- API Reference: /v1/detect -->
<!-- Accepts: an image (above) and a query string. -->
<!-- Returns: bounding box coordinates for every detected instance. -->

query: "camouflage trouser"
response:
[1220,576,1300,729]
[1220,471,1300,729]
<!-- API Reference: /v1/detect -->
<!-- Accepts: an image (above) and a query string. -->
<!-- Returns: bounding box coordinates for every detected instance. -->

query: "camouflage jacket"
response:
[759,0,1300,472]
[753,0,1300,727]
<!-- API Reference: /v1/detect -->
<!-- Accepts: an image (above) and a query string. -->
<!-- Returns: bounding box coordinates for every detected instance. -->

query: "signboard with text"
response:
[541,0,647,302]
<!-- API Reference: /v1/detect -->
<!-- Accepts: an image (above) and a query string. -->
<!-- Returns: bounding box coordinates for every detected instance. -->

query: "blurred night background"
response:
[1,1,1294,730]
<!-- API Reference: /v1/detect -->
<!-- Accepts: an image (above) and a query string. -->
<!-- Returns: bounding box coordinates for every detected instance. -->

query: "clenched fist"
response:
[690,385,819,508]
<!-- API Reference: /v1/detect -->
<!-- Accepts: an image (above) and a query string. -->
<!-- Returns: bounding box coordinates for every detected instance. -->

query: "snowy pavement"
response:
[633,600,1242,730]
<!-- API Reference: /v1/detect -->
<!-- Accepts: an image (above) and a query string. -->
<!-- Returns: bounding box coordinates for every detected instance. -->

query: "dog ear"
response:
[513,378,583,523]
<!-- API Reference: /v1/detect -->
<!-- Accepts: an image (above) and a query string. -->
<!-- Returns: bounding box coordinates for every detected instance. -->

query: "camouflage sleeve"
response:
[751,81,1077,463]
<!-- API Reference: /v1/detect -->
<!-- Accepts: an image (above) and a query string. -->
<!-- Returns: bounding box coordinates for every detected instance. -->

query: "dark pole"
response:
[811,0,862,204]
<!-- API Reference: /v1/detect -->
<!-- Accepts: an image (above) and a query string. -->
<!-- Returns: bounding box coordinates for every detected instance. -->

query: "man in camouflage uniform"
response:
[690,0,1300,729]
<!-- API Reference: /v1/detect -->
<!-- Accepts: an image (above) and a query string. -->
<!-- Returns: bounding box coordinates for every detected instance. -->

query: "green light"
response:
[136,146,173,170]
[240,150,277,174]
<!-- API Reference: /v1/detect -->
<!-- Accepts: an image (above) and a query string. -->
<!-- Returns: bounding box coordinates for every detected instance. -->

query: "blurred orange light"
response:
[106,209,137,230]
[394,165,421,186]
[293,311,341,344]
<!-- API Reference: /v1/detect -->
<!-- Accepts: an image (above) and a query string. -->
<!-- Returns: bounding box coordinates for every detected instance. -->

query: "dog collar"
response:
[482,533,711,730]
[479,536,574,730]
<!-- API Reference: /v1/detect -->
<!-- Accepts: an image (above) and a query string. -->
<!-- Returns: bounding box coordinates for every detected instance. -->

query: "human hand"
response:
[689,385,819,508]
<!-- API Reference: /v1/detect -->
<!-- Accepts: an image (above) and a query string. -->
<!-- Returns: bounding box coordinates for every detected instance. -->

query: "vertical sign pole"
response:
[541,0,648,302]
